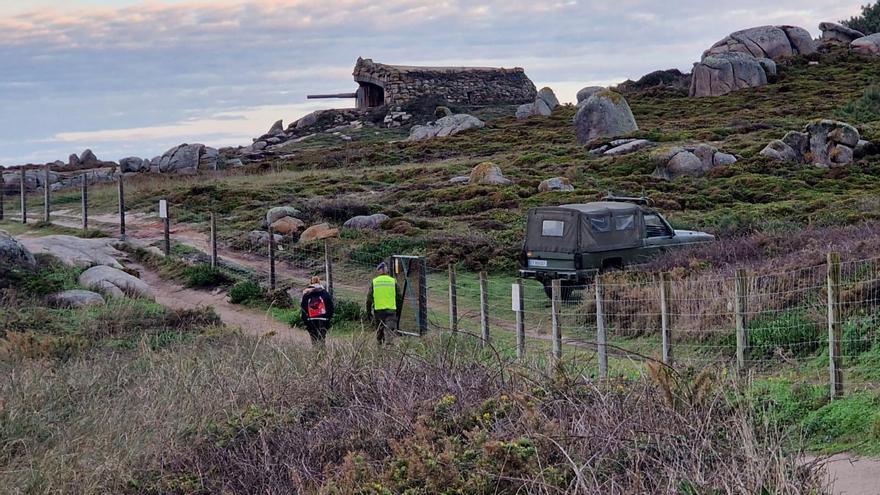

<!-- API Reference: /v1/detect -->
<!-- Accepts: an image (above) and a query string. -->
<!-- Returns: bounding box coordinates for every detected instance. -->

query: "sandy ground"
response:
[822,454,880,495]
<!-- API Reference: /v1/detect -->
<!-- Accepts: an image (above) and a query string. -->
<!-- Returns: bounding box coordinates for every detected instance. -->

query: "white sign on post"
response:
[511,283,521,311]
[159,199,168,219]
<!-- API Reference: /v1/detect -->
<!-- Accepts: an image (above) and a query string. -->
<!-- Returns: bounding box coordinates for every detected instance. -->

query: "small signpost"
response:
[159,199,170,256]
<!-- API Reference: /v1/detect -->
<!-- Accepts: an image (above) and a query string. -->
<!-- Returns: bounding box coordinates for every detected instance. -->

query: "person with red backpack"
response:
[300,276,334,347]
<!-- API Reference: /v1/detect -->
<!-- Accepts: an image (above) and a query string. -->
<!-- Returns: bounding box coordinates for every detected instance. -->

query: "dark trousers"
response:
[374,310,398,344]
[304,318,328,346]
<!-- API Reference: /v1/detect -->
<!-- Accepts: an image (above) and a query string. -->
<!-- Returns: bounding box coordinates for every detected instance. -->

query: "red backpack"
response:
[307,295,327,318]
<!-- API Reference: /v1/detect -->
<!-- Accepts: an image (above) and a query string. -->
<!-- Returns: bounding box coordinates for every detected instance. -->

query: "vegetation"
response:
[843,1,880,35]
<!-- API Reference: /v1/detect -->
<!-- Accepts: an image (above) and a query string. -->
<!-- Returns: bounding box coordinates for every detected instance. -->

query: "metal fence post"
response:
[117,174,126,239]
[324,240,334,296]
[19,168,26,224]
[43,164,50,223]
[660,272,673,365]
[479,271,490,346]
[268,226,276,291]
[515,278,525,358]
[210,212,218,268]
[551,278,562,363]
[81,174,88,231]
[827,252,843,400]
[595,275,608,378]
[735,268,749,372]
[448,265,458,333]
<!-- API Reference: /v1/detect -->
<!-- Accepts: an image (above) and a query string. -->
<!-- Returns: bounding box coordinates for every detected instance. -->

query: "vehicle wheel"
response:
[542,280,579,301]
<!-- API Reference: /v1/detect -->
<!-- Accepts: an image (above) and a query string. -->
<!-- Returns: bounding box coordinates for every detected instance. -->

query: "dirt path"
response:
[822,454,880,495]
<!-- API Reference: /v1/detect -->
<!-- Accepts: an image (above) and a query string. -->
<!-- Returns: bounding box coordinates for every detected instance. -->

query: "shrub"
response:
[183,265,233,289]
[843,312,880,356]
[803,393,880,442]
[18,255,81,297]
[843,2,880,35]
[333,299,363,324]
[747,310,822,360]
[228,281,265,305]
[835,84,880,123]
[313,198,370,222]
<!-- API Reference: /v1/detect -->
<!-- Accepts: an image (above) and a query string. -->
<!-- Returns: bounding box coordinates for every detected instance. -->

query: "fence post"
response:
[43,164,50,223]
[210,212,218,268]
[735,268,750,373]
[448,265,458,333]
[163,215,171,257]
[479,271,490,346]
[418,257,428,335]
[19,168,26,224]
[324,240,334,296]
[595,274,608,378]
[0,186,4,221]
[827,252,843,400]
[81,175,88,231]
[117,174,126,239]
[268,226,276,291]
[551,279,562,363]
[660,272,673,365]
[515,278,525,358]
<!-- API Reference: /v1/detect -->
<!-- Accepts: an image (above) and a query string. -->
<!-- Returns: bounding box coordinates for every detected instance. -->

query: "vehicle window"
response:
[542,220,565,237]
[614,214,634,231]
[644,214,670,237]
[590,216,611,233]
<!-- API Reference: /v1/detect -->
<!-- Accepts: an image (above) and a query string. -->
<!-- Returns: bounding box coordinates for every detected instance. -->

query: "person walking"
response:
[300,276,334,347]
[366,262,400,344]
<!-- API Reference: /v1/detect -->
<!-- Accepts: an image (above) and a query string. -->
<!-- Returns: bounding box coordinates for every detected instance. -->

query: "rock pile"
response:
[651,144,737,180]
[516,87,559,119]
[408,114,485,141]
[759,120,861,167]
[383,111,412,128]
[690,25,816,97]
[573,90,638,144]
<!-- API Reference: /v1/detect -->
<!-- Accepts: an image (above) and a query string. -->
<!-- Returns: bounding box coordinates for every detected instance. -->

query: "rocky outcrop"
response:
[0,231,36,282]
[690,52,768,97]
[407,114,485,141]
[703,25,816,61]
[152,143,218,174]
[537,177,574,192]
[47,289,106,308]
[267,119,284,136]
[299,223,340,244]
[468,162,511,185]
[651,144,737,180]
[573,90,638,144]
[20,236,125,268]
[820,22,864,43]
[851,33,880,56]
[119,157,150,173]
[343,213,390,230]
[78,265,154,300]
[616,69,691,95]
[516,87,559,119]
[759,120,860,167]
[266,206,302,226]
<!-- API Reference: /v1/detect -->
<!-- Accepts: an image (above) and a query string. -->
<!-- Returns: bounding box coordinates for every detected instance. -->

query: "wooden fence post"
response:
[660,272,673,365]
[19,168,26,224]
[163,216,171,257]
[43,164,50,223]
[210,212,218,268]
[81,175,88,231]
[0,186,4,221]
[827,252,843,400]
[448,265,458,333]
[551,279,562,363]
[324,240,334,296]
[268,227,276,291]
[595,275,608,378]
[515,278,525,358]
[735,268,749,373]
[418,257,428,335]
[117,174,126,239]
[479,271,489,346]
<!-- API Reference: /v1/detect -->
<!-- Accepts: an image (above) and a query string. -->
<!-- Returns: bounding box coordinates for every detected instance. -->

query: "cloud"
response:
[0,0,867,165]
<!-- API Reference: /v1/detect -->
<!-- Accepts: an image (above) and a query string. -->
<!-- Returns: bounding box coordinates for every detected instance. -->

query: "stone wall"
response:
[352,57,536,108]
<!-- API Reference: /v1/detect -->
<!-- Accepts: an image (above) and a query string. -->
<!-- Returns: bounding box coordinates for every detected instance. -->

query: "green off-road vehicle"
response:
[519,197,714,297]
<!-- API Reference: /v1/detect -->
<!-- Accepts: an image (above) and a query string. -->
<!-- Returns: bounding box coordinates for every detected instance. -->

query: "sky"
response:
[0,0,866,166]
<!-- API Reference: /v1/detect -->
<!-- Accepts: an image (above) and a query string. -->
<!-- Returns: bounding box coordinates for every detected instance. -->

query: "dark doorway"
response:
[357,82,385,109]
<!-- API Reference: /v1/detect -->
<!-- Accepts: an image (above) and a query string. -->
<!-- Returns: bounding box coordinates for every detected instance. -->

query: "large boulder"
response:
[407,114,485,141]
[0,230,36,282]
[516,87,559,119]
[469,162,511,185]
[270,216,305,235]
[851,33,880,56]
[573,90,638,144]
[703,25,816,61]
[248,230,283,247]
[266,206,302,226]
[299,223,340,244]
[78,265,154,300]
[537,177,574,192]
[820,22,864,43]
[651,144,737,180]
[760,120,860,167]
[156,143,206,173]
[343,213,390,230]
[20,236,125,268]
[119,157,148,173]
[690,52,768,97]
[199,147,219,171]
[536,87,559,109]
[576,86,604,104]
[47,289,106,308]
[79,149,99,166]
[267,119,284,136]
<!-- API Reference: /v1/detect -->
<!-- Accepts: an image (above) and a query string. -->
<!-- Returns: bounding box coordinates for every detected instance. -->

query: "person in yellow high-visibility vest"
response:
[366,262,401,344]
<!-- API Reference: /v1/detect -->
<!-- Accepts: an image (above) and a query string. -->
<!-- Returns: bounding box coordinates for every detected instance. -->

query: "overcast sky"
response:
[0,0,865,166]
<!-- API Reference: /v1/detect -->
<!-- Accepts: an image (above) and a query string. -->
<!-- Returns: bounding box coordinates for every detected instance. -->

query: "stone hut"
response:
[348,57,537,109]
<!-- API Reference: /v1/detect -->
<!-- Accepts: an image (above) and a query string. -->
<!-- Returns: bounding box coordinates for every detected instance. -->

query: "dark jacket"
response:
[300,284,335,323]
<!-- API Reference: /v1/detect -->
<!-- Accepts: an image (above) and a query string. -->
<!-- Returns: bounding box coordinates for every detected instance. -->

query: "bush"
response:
[312,198,370,222]
[183,265,233,289]
[835,84,880,124]
[843,2,880,35]
[803,393,880,442]
[333,299,363,324]
[747,310,822,360]
[843,312,880,356]
[17,255,81,297]
[228,281,265,305]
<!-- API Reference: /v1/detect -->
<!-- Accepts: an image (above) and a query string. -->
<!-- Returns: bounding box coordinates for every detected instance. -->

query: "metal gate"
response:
[390,255,427,336]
